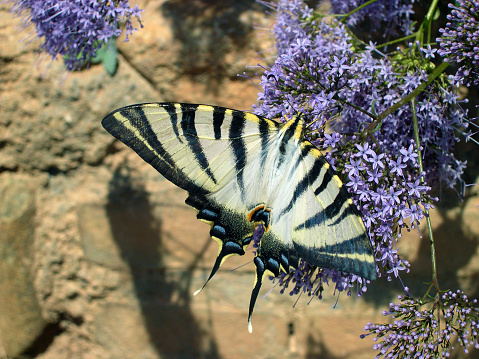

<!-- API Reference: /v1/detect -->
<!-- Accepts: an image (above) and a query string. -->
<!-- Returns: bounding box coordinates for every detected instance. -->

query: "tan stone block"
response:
[94,302,159,359]
[0,174,47,357]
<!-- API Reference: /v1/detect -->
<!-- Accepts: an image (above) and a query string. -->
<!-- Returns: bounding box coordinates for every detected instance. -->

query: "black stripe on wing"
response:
[278,156,324,220]
[276,116,301,169]
[179,103,217,185]
[101,106,208,195]
[163,103,182,143]
[259,117,272,170]
[293,192,347,230]
[329,201,363,226]
[229,111,247,200]
[313,166,334,197]
[288,141,315,180]
[293,235,376,280]
[212,106,226,140]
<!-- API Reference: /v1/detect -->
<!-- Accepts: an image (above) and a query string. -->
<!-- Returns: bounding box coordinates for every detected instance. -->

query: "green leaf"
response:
[91,39,118,76]
[102,41,118,76]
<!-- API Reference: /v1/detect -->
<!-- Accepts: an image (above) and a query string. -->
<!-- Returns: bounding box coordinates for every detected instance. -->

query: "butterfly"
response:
[101,103,376,332]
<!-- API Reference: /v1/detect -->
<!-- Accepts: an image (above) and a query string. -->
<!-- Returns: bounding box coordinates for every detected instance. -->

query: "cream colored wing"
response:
[102,104,375,334]
[246,133,376,332]
[102,102,282,303]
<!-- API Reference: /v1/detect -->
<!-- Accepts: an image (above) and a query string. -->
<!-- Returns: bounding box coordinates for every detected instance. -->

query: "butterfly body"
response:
[102,103,376,332]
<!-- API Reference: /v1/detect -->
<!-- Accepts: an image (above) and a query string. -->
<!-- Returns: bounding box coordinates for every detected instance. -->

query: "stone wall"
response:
[1,1,479,358]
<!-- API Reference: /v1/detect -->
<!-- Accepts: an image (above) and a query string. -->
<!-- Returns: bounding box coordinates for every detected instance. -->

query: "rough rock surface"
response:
[1,1,478,359]
[0,174,47,357]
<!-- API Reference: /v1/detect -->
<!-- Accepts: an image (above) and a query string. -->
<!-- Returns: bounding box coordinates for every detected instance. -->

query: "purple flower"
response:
[363,291,479,357]
[437,0,479,86]
[402,203,424,224]
[345,158,366,178]
[421,44,437,59]
[323,132,342,148]
[371,186,390,206]
[8,0,143,71]
[367,167,383,184]
[399,144,419,164]
[355,143,376,161]
[407,178,430,199]
[368,152,386,171]
[389,156,407,177]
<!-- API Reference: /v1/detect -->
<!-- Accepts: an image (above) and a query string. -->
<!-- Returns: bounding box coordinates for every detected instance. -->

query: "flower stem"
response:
[375,34,417,49]
[361,61,449,139]
[421,0,440,44]
[410,99,440,294]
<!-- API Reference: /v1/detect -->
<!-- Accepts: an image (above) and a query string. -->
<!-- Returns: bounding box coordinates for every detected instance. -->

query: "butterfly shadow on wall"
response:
[105,166,220,358]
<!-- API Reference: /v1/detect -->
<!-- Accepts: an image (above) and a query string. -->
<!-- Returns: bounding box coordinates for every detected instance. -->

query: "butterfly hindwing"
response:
[102,103,376,333]
[290,141,376,279]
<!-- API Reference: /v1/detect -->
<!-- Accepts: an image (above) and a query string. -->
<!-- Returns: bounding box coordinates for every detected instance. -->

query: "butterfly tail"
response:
[248,256,267,333]
[194,240,246,296]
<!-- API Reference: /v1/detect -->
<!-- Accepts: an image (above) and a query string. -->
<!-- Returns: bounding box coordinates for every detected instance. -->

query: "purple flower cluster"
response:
[362,291,479,358]
[329,0,414,36]
[437,0,479,86]
[253,0,467,299]
[344,142,431,281]
[255,1,466,191]
[9,0,143,71]
[272,260,369,301]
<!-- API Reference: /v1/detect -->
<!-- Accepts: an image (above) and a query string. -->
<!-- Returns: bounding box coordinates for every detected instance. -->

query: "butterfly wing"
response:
[102,103,277,193]
[289,141,376,279]
[102,102,282,290]
[243,120,375,332]
[102,104,376,334]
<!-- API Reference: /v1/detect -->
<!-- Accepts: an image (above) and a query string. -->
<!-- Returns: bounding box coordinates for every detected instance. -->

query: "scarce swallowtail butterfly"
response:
[102,103,376,333]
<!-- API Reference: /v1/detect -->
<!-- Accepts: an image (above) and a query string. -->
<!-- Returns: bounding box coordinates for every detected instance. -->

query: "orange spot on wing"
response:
[247,205,265,222]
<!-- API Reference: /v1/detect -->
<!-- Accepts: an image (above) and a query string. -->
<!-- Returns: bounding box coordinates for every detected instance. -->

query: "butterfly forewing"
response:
[103,103,278,193]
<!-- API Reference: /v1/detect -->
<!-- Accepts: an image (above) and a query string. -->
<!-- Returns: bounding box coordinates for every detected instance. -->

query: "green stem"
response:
[361,61,449,139]
[421,282,436,302]
[415,0,440,45]
[411,98,441,341]
[411,99,440,294]
[376,34,417,49]
[424,0,440,25]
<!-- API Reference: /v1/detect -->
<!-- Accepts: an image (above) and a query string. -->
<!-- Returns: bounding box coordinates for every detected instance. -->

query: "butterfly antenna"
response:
[230,260,254,272]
